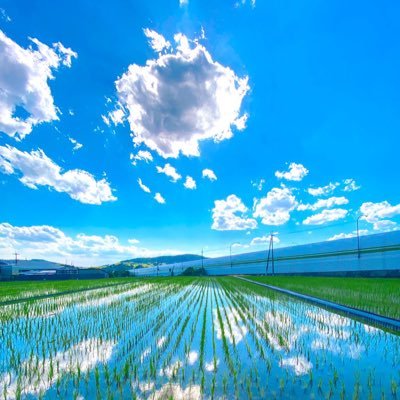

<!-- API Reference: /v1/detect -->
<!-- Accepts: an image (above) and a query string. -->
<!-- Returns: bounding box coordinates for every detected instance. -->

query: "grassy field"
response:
[245,276,400,320]
[0,278,132,302]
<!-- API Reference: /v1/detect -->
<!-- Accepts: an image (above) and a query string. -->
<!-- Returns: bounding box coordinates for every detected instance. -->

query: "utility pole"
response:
[357,215,362,259]
[265,232,275,276]
[14,252,19,265]
[271,233,275,275]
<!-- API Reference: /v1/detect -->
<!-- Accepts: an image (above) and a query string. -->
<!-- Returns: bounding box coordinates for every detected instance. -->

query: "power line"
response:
[201,219,358,256]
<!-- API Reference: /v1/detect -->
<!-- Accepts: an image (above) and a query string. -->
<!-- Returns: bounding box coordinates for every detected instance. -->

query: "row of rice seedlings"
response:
[155,279,209,396]
[232,280,348,398]
[217,279,277,398]
[0,279,136,304]
[104,280,198,397]
[198,283,210,395]
[126,280,205,397]
[215,283,251,397]
[0,281,145,325]
[217,278,288,398]
[208,280,219,399]
[0,280,196,399]
[79,280,198,396]
[1,277,398,399]
[215,281,266,399]
[224,277,400,399]
[218,280,270,361]
[213,283,240,397]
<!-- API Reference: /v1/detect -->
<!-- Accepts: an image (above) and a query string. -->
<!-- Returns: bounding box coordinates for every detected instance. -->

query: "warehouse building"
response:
[130,230,400,278]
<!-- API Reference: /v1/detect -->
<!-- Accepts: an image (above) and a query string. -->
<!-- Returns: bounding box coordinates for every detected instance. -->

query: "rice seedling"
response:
[0,277,398,399]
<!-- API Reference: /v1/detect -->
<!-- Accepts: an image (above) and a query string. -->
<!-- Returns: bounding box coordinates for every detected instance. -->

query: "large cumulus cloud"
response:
[253,187,297,226]
[109,30,249,158]
[0,30,76,139]
[212,194,257,231]
[0,145,116,205]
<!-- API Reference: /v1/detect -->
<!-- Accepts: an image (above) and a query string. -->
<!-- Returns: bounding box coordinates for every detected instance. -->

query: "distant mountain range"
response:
[1,254,205,276]
[0,259,70,269]
[101,254,205,276]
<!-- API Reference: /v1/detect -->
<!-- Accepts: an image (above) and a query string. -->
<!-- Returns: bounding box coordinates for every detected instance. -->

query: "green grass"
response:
[245,276,400,320]
[0,278,133,302]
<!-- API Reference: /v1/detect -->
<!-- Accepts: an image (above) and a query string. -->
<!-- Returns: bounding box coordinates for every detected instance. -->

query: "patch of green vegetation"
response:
[180,267,207,276]
[0,278,133,302]
[245,276,400,320]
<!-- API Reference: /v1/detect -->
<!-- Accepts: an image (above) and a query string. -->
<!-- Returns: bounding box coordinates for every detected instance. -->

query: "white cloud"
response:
[156,163,181,182]
[360,201,400,223]
[233,113,248,130]
[212,194,257,231]
[280,356,312,376]
[0,222,179,266]
[0,223,66,243]
[0,145,116,205]
[251,178,265,191]
[130,150,153,166]
[109,30,249,158]
[235,0,256,8]
[154,192,166,204]
[183,176,196,190]
[1,339,115,399]
[101,114,110,126]
[187,351,198,365]
[231,242,249,249]
[253,187,297,225]
[69,137,83,151]
[0,8,11,22]
[202,168,217,181]
[328,230,368,241]
[343,178,360,192]
[303,208,348,225]
[0,30,76,139]
[179,0,188,6]
[372,219,397,231]
[297,196,349,211]
[52,42,77,68]
[108,109,125,125]
[250,235,279,246]
[275,162,309,182]
[143,28,171,53]
[151,384,201,400]
[138,178,151,193]
[307,182,339,197]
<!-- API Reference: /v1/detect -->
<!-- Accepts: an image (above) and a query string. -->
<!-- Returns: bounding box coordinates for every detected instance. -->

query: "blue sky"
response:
[0,0,399,266]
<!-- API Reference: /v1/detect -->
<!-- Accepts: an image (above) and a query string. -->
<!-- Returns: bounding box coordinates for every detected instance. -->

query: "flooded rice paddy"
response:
[0,277,399,399]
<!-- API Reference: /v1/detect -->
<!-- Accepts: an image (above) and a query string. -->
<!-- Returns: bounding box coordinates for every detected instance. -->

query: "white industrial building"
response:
[130,230,400,277]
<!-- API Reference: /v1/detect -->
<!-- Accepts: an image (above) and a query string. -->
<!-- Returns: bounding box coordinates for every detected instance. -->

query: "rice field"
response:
[0,277,399,399]
[0,278,130,303]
